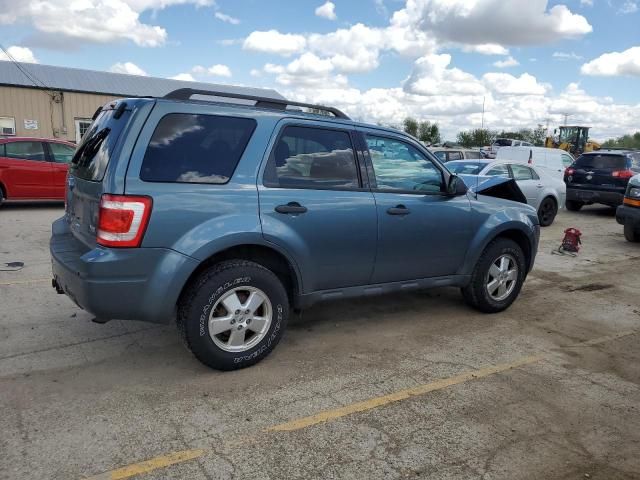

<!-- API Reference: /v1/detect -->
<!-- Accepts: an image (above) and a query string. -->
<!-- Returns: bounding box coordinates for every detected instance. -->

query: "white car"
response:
[447,159,566,226]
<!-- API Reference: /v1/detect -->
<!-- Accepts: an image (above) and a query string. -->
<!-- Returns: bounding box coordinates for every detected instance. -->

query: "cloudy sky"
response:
[1,0,638,140]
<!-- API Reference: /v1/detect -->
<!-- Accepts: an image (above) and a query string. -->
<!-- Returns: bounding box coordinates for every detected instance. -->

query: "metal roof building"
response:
[0,62,284,142]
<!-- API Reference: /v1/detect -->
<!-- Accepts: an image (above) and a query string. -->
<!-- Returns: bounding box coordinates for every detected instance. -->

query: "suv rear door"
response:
[258,121,377,292]
[0,140,52,199]
[359,129,472,282]
[66,102,133,247]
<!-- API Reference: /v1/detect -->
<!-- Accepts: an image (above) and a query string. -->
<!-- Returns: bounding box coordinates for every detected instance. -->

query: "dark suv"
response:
[564,150,640,211]
[50,88,540,370]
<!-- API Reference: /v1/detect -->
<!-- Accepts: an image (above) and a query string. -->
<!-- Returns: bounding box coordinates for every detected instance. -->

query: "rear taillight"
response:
[612,169,634,179]
[97,194,152,248]
[565,167,575,176]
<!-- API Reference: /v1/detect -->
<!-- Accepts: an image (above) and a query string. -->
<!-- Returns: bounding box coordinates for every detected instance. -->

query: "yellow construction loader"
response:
[545,126,600,156]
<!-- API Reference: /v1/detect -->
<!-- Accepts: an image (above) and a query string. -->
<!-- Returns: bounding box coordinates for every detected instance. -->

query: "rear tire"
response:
[0,186,5,207]
[565,200,583,212]
[462,238,527,313]
[537,197,557,226]
[177,260,289,370]
[624,223,640,243]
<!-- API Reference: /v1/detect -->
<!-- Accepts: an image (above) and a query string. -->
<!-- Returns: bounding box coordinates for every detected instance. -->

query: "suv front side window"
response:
[263,126,359,189]
[366,135,444,194]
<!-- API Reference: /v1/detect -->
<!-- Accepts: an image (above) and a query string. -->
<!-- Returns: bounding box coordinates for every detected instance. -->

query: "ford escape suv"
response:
[51,89,540,370]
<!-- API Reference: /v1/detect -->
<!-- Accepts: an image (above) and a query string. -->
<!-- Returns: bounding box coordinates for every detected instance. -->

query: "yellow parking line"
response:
[80,329,637,479]
[83,449,206,480]
[266,355,544,432]
[0,277,50,286]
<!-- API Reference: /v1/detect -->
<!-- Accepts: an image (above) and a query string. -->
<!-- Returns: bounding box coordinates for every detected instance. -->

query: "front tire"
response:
[624,223,640,243]
[178,260,289,370]
[565,200,583,212]
[537,197,557,226]
[462,238,527,313]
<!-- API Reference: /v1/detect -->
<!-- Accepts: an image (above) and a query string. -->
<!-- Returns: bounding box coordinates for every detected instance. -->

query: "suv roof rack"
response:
[163,88,350,120]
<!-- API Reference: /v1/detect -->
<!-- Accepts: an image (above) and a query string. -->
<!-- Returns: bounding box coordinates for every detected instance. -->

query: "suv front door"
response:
[360,131,473,282]
[258,122,377,292]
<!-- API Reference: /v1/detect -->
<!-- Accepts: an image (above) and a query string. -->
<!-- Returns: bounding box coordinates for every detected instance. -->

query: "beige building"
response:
[0,62,283,143]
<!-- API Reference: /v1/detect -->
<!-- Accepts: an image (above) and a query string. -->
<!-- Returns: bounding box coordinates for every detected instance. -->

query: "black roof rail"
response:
[163,88,350,120]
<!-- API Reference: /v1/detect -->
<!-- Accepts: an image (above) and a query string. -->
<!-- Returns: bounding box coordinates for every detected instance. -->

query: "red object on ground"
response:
[561,227,582,253]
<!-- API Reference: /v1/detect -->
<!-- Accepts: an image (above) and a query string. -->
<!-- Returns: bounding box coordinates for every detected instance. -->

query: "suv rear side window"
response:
[263,126,359,189]
[575,154,627,170]
[71,107,130,181]
[141,114,256,184]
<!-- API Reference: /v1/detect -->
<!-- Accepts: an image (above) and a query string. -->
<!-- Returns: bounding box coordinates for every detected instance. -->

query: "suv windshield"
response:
[575,154,627,170]
[70,106,130,181]
[494,139,513,147]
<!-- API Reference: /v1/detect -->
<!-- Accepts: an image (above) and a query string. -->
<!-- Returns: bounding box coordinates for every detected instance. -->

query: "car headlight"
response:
[628,187,640,198]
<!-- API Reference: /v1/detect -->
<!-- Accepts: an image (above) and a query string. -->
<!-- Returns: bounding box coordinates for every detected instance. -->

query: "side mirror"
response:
[447,174,468,196]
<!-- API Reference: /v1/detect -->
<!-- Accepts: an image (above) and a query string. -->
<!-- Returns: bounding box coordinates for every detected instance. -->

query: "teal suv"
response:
[51,88,540,370]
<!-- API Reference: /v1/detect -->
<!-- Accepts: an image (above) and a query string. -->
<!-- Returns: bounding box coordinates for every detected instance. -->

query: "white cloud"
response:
[243,30,307,56]
[0,45,38,63]
[206,64,232,77]
[109,61,147,76]
[170,73,196,81]
[404,54,485,96]
[405,0,592,46]
[0,0,211,47]
[463,44,510,56]
[493,56,519,68]
[581,46,640,77]
[552,51,584,60]
[619,1,638,14]
[214,11,239,24]
[483,72,550,95]
[315,1,337,20]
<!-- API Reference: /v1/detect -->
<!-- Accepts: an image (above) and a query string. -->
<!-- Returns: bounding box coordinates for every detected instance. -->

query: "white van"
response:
[496,146,575,178]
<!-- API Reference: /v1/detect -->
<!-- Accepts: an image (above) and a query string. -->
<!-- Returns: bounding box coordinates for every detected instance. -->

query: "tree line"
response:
[400,117,547,148]
[602,132,640,149]
[401,117,639,150]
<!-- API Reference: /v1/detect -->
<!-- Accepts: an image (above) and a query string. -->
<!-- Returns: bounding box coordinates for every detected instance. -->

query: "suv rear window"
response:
[70,107,130,181]
[575,154,627,170]
[141,113,256,184]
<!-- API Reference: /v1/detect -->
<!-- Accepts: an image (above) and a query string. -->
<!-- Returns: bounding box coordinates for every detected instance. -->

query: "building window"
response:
[0,117,16,136]
[74,119,92,143]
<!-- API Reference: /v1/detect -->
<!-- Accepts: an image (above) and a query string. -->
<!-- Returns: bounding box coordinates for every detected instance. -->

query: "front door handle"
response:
[275,202,308,214]
[536,184,544,188]
[387,205,410,215]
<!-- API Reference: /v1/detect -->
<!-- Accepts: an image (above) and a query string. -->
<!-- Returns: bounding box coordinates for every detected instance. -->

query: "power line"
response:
[0,43,56,98]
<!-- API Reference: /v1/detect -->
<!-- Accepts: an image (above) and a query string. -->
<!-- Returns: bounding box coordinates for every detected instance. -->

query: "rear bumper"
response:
[616,204,640,226]
[50,217,199,324]
[567,187,624,206]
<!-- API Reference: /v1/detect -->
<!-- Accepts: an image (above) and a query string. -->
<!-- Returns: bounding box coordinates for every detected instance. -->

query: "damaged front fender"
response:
[460,175,527,205]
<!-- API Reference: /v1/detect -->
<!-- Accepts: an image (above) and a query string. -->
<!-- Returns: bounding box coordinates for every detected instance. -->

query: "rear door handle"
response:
[275,202,308,214]
[536,184,544,188]
[387,205,410,215]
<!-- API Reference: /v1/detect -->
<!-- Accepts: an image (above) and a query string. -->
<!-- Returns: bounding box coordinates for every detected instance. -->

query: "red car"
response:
[0,137,76,204]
